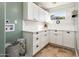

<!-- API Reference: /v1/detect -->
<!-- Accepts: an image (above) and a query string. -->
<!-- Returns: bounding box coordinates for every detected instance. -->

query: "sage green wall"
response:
[0,2,5,55]
[6,2,23,42]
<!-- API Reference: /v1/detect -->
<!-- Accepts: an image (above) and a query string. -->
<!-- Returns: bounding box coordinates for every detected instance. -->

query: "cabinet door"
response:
[49,31,56,43]
[44,11,48,21]
[55,31,62,45]
[39,7,46,22]
[43,31,49,43]
[28,2,33,20]
[40,9,45,22]
[49,30,62,45]
[63,31,75,48]
[33,42,41,55]
[23,2,33,20]
[33,3,39,21]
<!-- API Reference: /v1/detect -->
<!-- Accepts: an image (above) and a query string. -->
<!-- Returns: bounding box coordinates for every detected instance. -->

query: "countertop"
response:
[23,29,48,32]
[23,28,77,32]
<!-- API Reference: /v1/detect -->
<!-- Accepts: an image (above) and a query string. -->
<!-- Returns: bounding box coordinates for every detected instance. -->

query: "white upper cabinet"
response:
[23,2,34,20]
[23,2,49,22]
[38,7,45,22]
[44,11,48,21]
[38,7,49,22]
[33,3,39,21]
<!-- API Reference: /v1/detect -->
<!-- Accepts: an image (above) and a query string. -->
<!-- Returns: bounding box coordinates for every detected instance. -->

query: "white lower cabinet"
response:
[33,31,48,55]
[55,31,62,45]
[49,31,56,43]
[23,30,75,56]
[62,31,75,48]
[33,42,41,55]
[49,30,62,45]
[49,30,75,48]
[23,30,48,56]
[33,39,48,55]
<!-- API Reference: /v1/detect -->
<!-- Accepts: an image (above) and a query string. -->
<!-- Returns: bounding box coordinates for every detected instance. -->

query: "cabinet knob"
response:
[45,31,47,32]
[36,38,39,40]
[67,31,70,34]
[36,32,39,34]
[36,45,39,48]
[55,30,57,32]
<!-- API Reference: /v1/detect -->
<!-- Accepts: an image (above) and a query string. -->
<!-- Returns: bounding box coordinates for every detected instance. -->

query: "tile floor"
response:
[35,44,76,57]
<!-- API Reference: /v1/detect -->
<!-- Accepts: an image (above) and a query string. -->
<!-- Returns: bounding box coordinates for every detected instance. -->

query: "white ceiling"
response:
[34,2,73,12]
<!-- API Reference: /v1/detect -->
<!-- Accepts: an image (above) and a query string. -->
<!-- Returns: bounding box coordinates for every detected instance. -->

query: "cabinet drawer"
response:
[33,37,41,45]
[33,31,48,44]
[33,32,44,38]
[33,33,48,45]
[33,39,48,55]
[33,42,41,55]
[33,31,48,37]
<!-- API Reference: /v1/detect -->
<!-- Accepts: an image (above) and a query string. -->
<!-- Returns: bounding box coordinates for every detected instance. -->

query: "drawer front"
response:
[33,33,48,45]
[33,39,48,55]
[33,30,48,37]
[33,32,44,37]
[33,31,48,45]
[33,36,41,45]
[33,42,41,55]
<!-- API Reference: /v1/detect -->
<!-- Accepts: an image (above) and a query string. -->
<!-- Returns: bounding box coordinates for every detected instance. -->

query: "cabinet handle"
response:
[36,32,39,34]
[67,31,70,34]
[6,28,7,30]
[36,45,39,48]
[45,31,47,32]
[55,30,57,32]
[36,38,39,40]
